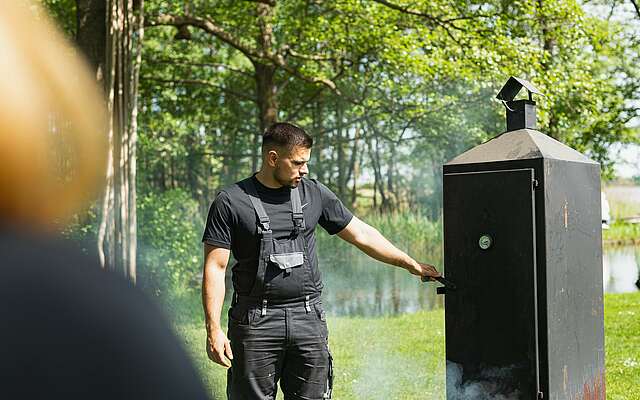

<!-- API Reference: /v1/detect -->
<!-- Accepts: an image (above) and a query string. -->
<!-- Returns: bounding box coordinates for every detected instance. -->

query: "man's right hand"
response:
[206,328,233,368]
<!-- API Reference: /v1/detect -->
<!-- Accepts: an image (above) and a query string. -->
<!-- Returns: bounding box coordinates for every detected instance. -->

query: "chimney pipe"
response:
[496,76,543,132]
[505,99,537,131]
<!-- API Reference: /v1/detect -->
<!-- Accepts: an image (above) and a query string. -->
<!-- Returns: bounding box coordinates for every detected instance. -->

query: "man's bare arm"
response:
[202,243,233,368]
[336,216,440,279]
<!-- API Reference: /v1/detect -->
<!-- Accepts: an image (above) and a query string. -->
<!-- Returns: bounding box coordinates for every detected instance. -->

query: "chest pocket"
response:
[270,252,303,273]
[269,234,305,274]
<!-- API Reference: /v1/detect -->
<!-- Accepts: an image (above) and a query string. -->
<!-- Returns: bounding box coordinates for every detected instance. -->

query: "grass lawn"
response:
[604,292,640,400]
[174,292,640,399]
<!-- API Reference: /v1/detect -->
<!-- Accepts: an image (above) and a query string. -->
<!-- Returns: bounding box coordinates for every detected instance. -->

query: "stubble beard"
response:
[273,167,297,188]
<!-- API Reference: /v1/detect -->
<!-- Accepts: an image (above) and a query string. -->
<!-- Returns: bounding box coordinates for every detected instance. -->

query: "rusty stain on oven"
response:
[574,371,605,400]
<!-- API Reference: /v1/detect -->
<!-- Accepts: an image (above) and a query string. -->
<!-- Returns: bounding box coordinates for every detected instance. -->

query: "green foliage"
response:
[60,203,100,255]
[603,221,640,246]
[39,0,77,36]
[62,188,205,294]
[362,210,442,256]
[62,204,98,242]
[137,189,203,294]
[41,0,640,211]
[136,0,640,210]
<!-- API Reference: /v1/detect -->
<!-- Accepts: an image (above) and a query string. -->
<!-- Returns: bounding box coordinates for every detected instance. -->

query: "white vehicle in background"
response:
[601,191,611,229]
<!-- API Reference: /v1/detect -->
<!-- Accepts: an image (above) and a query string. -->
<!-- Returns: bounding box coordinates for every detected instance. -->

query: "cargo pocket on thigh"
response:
[314,302,328,338]
[323,341,334,399]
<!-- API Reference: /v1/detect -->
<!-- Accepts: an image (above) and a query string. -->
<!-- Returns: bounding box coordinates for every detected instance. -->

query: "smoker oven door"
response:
[443,168,540,399]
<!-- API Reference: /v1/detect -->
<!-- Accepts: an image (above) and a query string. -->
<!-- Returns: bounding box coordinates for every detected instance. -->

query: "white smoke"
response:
[446,361,522,400]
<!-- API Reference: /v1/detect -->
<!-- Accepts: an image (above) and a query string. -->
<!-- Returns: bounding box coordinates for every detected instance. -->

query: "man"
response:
[202,122,440,399]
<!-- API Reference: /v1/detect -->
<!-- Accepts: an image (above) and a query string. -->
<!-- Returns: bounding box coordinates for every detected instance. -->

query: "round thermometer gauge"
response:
[479,234,493,250]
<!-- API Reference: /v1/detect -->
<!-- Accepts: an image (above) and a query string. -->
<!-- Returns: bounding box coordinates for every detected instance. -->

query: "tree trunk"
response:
[186,131,199,198]
[367,134,388,211]
[94,0,144,283]
[313,96,326,182]
[76,0,107,84]
[387,145,397,206]
[347,126,361,208]
[537,0,559,139]
[430,156,442,220]
[254,61,277,169]
[230,122,241,183]
[374,137,390,210]
[252,1,277,171]
[185,87,200,198]
[336,103,346,200]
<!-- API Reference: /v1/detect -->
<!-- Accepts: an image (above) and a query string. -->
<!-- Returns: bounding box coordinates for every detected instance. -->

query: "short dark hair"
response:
[262,122,313,156]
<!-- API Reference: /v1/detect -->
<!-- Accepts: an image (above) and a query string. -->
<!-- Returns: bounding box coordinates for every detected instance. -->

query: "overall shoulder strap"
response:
[245,177,271,233]
[291,186,306,232]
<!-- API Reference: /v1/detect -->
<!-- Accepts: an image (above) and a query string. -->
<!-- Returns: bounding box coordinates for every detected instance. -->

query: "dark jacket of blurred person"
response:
[0,2,209,398]
[0,230,209,399]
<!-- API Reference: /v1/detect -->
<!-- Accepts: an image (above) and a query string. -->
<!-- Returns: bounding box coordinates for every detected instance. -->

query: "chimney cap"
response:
[496,76,543,102]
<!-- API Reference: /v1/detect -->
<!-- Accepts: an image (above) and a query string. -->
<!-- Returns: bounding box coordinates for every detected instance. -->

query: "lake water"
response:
[603,245,640,294]
[319,242,443,317]
[319,243,639,317]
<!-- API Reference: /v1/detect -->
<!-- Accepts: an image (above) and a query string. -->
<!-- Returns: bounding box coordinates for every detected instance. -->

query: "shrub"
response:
[137,189,203,295]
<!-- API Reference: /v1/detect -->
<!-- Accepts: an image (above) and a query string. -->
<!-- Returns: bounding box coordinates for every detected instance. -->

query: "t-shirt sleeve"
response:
[317,182,354,235]
[201,191,234,249]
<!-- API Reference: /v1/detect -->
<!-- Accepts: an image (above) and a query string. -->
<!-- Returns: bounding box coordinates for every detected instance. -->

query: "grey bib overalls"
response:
[226,178,333,400]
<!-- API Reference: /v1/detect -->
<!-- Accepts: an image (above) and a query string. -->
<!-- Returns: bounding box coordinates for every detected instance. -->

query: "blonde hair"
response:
[0,1,107,227]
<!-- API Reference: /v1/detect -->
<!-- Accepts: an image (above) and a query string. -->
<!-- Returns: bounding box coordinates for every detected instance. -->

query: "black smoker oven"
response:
[440,77,605,400]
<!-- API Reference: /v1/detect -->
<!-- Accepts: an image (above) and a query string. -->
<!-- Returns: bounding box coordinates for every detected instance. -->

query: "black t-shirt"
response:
[202,174,353,296]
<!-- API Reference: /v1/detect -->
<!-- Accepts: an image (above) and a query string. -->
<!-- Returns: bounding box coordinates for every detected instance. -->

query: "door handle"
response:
[422,275,457,294]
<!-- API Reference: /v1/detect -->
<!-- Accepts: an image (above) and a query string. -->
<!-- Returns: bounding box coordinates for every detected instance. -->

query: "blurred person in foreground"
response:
[0,2,209,399]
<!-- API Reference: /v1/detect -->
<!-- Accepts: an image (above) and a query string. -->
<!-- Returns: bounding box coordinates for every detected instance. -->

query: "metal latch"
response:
[422,275,457,294]
[261,299,268,317]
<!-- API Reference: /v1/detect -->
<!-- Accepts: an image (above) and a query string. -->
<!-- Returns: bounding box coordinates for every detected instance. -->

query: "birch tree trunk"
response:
[97,0,144,283]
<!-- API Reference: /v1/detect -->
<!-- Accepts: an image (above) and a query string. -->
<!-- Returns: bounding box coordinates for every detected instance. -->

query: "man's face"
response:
[273,145,311,188]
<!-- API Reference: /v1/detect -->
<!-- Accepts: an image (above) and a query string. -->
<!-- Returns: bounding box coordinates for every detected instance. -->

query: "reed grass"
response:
[604,221,640,246]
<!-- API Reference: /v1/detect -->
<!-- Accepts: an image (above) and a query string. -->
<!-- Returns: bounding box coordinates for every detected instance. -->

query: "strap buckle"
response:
[257,216,270,232]
[304,295,311,313]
